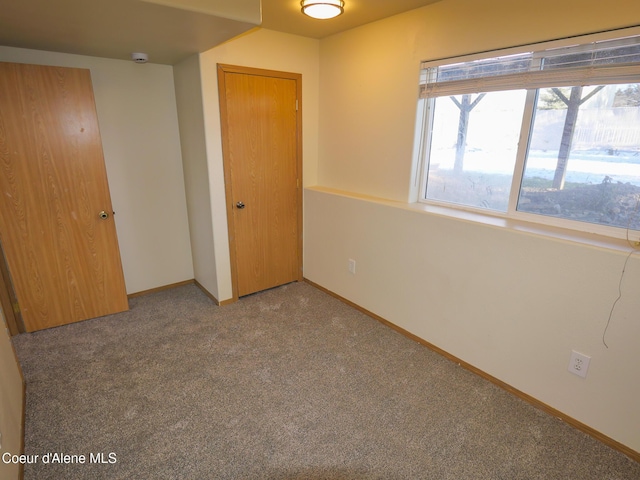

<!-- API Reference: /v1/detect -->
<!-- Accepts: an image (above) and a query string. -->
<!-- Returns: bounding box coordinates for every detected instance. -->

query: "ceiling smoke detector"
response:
[131,52,148,63]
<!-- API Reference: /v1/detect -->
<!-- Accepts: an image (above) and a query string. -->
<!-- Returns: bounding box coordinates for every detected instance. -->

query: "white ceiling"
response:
[0,0,443,65]
[261,0,443,39]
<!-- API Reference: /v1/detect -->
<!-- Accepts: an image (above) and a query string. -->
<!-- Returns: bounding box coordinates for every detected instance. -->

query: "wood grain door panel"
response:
[218,65,302,298]
[0,62,128,331]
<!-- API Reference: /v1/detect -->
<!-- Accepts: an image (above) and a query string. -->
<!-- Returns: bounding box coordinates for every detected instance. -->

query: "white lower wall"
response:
[304,187,640,453]
[307,0,640,454]
[0,47,194,294]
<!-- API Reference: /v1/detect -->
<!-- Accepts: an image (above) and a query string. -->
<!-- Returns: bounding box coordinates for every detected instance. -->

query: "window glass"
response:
[417,32,640,239]
[518,84,640,230]
[425,90,527,212]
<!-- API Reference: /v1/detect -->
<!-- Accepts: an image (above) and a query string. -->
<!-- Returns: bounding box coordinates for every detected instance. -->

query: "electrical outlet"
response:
[348,259,356,274]
[568,350,591,378]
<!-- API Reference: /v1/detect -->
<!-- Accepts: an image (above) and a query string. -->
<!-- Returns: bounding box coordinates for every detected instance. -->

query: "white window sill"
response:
[305,186,639,254]
[407,201,639,253]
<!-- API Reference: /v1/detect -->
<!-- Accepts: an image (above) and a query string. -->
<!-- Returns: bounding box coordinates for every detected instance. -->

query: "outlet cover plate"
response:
[568,350,591,378]
[348,259,356,274]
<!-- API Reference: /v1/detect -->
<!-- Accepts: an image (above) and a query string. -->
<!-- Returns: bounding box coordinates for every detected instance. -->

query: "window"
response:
[416,32,640,240]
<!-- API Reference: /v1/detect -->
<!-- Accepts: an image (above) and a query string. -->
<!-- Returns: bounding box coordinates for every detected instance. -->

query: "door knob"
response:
[236,201,245,209]
[98,211,110,220]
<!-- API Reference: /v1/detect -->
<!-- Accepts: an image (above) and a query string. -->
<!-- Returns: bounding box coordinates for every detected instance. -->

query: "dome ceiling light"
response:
[300,1,345,20]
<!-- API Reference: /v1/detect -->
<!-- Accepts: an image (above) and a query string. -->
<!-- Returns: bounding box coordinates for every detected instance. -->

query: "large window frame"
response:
[414,28,640,243]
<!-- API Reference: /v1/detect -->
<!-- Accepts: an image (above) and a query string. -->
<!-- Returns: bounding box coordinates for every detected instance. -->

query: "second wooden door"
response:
[218,65,302,298]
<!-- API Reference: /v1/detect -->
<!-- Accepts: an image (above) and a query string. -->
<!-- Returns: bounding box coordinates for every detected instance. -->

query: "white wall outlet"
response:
[568,350,591,378]
[348,259,356,274]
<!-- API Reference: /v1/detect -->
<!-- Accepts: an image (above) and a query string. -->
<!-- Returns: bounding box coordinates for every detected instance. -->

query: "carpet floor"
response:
[12,282,640,479]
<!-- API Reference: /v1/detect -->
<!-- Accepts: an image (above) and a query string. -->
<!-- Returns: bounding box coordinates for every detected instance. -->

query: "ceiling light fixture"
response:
[300,0,344,20]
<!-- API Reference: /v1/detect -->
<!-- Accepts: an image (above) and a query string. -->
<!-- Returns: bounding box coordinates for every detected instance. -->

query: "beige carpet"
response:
[12,282,640,479]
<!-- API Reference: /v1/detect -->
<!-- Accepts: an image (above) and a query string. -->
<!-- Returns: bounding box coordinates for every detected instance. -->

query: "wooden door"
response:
[218,65,302,299]
[0,62,128,332]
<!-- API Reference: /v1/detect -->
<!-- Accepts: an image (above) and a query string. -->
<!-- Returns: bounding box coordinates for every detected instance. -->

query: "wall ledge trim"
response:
[305,186,638,254]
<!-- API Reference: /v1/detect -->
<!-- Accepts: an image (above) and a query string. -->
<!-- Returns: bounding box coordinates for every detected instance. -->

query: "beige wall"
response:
[0,47,194,294]
[197,28,320,301]
[318,0,640,202]
[305,0,640,453]
[174,54,220,298]
[0,306,24,480]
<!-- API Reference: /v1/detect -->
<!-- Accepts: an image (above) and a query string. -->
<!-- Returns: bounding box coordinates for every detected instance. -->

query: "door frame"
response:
[0,242,23,335]
[217,64,303,302]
